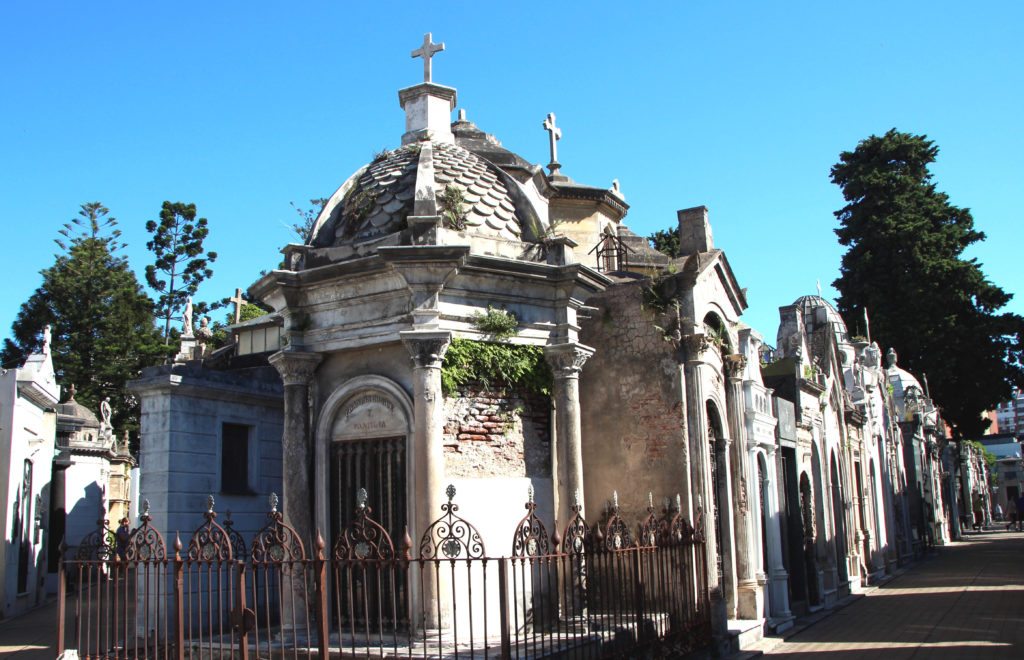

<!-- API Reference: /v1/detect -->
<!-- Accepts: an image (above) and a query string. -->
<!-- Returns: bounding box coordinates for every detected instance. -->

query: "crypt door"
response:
[330,437,407,544]
[324,383,413,634]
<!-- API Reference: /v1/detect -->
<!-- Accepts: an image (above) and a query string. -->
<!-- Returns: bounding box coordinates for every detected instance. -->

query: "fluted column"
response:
[725,353,759,619]
[545,342,594,527]
[268,350,323,543]
[400,330,451,541]
[763,447,792,623]
[268,349,322,635]
[401,329,451,629]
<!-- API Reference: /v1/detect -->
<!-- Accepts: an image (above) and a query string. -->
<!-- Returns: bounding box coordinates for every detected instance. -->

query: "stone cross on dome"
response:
[229,288,247,324]
[543,113,562,176]
[411,33,445,83]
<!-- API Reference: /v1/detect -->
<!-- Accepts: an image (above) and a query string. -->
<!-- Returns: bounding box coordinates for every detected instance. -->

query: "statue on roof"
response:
[182,297,194,336]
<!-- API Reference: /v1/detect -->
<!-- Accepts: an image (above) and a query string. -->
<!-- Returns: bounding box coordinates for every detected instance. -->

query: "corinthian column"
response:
[725,353,759,619]
[268,349,322,636]
[268,350,323,543]
[545,342,594,527]
[400,330,452,540]
[400,330,451,630]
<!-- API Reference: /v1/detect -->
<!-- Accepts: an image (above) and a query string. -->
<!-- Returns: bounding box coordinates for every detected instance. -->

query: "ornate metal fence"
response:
[58,487,711,659]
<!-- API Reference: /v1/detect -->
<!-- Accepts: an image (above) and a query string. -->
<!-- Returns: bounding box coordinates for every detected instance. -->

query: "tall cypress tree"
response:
[830,129,1024,438]
[1,203,166,435]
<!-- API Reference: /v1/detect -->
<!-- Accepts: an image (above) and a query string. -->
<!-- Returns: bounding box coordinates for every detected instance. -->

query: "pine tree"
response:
[145,201,218,342]
[648,228,681,258]
[830,130,1024,438]
[1,203,167,435]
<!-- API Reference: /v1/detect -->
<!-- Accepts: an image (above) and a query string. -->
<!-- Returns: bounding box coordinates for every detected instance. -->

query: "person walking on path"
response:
[1016,494,1024,531]
[1006,496,1018,532]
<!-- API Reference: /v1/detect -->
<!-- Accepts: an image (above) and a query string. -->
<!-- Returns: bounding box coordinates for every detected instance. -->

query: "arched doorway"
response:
[799,472,819,606]
[315,376,415,545]
[757,454,770,612]
[830,452,849,584]
[706,402,728,583]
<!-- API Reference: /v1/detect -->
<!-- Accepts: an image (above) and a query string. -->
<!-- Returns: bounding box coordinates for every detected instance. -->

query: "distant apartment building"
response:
[995,391,1024,437]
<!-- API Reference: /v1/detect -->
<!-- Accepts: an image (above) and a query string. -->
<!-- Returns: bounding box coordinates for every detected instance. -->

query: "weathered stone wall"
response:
[442,385,550,478]
[578,278,689,522]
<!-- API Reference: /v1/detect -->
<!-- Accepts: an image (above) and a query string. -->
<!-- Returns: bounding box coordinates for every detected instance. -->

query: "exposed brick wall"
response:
[443,385,551,478]
[578,278,689,519]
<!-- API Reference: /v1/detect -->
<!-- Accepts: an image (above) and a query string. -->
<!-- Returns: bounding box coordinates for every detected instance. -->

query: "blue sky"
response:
[1,1,1021,346]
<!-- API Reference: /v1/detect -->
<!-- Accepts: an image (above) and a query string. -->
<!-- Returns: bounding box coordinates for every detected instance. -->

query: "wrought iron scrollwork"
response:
[333,487,395,561]
[75,505,114,561]
[562,489,590,556]
[222,509,247,559]
[637,492,659,548]
[659,493,693,545]
[599,490,634,551]
[187,495,233,562]
[420,484,485,560]
[251,493,306,562]
[125,500,167,562]
[512,484,550,557]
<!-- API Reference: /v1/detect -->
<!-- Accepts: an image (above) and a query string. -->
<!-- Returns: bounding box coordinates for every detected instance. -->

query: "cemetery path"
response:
[761,530,1024,659]
[0,596,59,660]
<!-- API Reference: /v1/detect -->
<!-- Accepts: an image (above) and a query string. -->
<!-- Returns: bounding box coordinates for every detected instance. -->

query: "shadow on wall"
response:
[65,482,107,552]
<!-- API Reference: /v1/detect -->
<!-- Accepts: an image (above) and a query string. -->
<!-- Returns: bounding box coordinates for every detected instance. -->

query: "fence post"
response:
[632,547,645,638]
[314,531,330,659]
[173,534,185,660]
[56,542,67,656]
[234,560,250,660]
[498,558,512,660]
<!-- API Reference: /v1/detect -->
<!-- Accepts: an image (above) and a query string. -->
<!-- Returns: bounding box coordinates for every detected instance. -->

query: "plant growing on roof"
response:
[440,185,467,230]
[441,339,552,397]
[472,305,518,341]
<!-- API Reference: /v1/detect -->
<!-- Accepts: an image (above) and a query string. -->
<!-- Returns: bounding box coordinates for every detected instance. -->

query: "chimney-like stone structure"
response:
[677,205,713,255]
[399,83,457,145]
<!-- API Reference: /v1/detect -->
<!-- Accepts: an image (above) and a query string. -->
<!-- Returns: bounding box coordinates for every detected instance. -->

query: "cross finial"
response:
[542,113,562,175]
[229,288,247,324]
[411,32,445,83]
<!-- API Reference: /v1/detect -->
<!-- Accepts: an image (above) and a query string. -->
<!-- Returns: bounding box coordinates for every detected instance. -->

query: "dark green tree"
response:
[830,129,1024,438]
[1,203,166,435]
[145,201,218,342]
[648,227,681,259]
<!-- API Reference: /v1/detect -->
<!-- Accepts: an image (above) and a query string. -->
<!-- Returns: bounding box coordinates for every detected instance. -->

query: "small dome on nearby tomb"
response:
[793,295,849,342]
[310,140,528,249]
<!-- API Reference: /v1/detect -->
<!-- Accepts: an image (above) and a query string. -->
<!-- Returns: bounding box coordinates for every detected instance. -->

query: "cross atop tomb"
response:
[229,288,247,324]
[543,113,562,176]
[411,33,445,83]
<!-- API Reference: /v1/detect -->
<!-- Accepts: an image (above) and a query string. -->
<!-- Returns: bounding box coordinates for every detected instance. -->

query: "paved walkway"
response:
[759,530,1024,659]
[0,596,59,660]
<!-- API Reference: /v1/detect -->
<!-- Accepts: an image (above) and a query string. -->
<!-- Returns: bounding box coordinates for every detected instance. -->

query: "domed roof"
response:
[310,140,533,250]
[794,295,849,341]
[56,394,100,428]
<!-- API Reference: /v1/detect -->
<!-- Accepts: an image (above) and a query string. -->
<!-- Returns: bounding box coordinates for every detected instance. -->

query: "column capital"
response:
[400,329,452,369]
[269,350,322,386]
[724,353,747,381]
[544,342,595,379]
[682,333,710,361]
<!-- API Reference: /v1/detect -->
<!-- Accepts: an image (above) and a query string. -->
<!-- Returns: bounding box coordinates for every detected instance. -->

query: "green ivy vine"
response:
[441,338,552,397]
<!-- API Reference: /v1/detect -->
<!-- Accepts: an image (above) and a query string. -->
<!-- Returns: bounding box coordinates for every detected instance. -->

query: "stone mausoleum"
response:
[130,35,962,652]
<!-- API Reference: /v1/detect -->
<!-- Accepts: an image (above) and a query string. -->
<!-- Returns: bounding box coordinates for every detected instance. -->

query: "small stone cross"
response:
[411,33,445,83]
[543,113,562,175]
[229,288,246,324]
